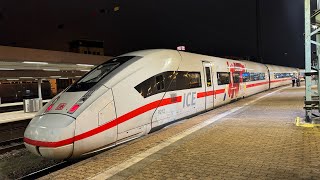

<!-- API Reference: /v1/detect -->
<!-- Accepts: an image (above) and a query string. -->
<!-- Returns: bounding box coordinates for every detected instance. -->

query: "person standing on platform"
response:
[292,76,296,87]
[296,77,300,87]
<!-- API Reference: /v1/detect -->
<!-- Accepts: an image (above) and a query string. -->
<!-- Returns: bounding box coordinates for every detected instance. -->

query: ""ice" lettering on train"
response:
[183,92,196,108]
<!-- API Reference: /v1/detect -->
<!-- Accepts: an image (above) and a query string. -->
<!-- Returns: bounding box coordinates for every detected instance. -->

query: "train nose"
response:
[24,114,75,160]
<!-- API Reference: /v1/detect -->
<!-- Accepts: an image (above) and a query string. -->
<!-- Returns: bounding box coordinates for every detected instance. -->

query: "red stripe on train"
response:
[246,81,269,88]
[24,96,182,148]
[24,137,74,148]
[197,89,225,98]
[270,78,291,83]
[246,78,291,88]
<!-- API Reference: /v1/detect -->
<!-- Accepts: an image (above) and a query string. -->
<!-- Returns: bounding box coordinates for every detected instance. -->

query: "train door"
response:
[202,62,214,110]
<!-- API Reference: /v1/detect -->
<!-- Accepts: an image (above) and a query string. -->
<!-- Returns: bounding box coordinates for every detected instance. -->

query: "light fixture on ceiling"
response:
[76,64,94,67]
[0,68,15,70]
[43,69,60,71]
[80,69,90,72]
[23,61,48,65]
[50,76,61,78]
[7,79,19,81]
[20,77,33,79]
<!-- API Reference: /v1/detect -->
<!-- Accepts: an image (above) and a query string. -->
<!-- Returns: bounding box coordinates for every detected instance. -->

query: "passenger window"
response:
[274,73,291,79]
[176,72,190,90]
[188,72,202,88]
[156,75,165,91]
[233,72,240,83]
[217,72,230,85]
[242,72,250,82]
[135,77,155,98]
[135,71,202,98]
[176,72,202,90]
[259,73,265,80]
[245,72,265,81]
[251,73,261,81]
[205,67,212,87]
[166,71,178,91]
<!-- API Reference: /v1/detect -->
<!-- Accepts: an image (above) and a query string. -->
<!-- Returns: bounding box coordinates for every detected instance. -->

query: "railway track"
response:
[0,138,25,154]
[0,120,30,154]
[17,161,70,180]
[0,120,30,142]
[17,158,85,180]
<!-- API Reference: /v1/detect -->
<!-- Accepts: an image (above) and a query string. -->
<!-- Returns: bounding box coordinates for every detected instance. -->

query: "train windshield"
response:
[67,56,136,92]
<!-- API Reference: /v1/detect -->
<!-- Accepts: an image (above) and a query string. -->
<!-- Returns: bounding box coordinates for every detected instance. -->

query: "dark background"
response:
[0,0,310,68]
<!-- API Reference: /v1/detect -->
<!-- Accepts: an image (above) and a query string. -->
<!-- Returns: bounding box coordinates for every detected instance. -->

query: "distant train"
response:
[24,49,299,159]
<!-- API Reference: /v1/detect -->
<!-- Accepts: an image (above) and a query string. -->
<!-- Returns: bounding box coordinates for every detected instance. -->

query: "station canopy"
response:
[0,46,112,80]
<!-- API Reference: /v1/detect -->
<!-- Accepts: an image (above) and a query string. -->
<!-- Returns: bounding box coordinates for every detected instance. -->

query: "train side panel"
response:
[111,50,182,143]
[241,60,269,97]
[72,87,117,157]
[266,64,299,88]
[211,57,248,107]
[211,57,231,107]
[160,53,207,123]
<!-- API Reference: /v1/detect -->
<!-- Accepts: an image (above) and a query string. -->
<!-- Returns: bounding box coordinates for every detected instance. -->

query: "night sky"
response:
[0,0,307,68]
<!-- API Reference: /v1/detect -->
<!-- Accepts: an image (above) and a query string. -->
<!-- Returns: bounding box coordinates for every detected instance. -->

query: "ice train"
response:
[24,49,299,159]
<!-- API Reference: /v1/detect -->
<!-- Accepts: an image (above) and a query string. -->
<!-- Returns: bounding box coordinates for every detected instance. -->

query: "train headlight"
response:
[68,90,95,114]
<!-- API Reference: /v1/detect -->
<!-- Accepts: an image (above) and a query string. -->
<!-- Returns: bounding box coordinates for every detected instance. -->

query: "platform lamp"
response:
[177,46,186,51]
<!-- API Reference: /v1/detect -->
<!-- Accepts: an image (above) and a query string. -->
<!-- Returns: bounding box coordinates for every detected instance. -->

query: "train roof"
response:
[119,49,174,57]
[118,49,299,70]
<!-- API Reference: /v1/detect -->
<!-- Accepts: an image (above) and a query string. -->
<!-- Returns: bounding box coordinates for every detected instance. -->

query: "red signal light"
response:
[68,104,80,114]
[45,104,54,112]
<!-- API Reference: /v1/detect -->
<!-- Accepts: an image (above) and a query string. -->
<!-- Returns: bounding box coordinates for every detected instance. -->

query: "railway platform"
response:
[40,85,320,179]
[0,110,36,124]
[0,99,50,124]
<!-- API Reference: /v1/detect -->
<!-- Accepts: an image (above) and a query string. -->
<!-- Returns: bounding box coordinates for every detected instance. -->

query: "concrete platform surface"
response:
[0,99,50,123]
[41,85,320,180]
[0,110,36,124]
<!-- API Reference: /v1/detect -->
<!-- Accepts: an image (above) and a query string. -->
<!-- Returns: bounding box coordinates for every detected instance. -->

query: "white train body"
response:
[24,49,299,159]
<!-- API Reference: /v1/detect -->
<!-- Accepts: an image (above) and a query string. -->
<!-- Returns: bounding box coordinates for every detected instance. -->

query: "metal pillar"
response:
[304,0,320,122]
[38,79,42,99]
[317,34,320,106]
[305,0,313,122]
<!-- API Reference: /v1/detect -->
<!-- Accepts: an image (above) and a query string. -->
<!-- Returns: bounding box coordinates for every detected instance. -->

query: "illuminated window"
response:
[135,71,202,98]
[205,67,212,87]
[233,72,240,83]
[217,72,230,85]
